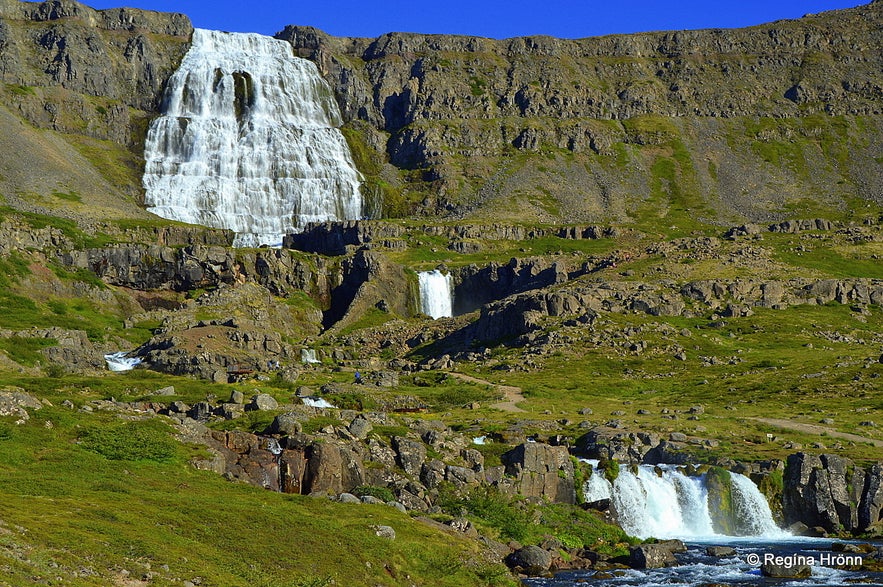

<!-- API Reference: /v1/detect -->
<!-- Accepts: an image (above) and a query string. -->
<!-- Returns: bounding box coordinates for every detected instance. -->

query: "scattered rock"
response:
[372,525,395,540]
[506,545,552,576]
[706,546,736,557]
[248,394,278,411]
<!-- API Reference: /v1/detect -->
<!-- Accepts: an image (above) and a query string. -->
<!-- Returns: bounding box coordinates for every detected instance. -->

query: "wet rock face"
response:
[783,452,883,534]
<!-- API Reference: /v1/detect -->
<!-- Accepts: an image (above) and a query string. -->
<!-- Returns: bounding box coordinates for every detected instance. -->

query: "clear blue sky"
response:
[84,0,866,39]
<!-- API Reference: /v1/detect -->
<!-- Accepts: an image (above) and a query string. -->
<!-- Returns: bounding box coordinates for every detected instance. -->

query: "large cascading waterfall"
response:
[142,29,363,247]
[418,270,454,319]
[582,462,787,539]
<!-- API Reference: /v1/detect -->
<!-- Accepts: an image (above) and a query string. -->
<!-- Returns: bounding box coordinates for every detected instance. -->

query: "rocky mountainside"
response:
[278,1,883,222]
[0,0,190,220]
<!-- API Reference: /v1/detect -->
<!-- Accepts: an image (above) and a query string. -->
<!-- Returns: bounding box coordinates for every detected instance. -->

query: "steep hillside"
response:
[0,0,191,222]
[279,1,883,225]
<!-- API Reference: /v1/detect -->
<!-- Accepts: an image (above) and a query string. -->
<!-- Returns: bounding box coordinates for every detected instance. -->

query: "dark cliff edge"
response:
[277,2,883,224]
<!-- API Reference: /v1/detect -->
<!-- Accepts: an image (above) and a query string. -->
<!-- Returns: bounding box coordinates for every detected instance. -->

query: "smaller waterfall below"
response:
[104,351,142,372]
[584,463,786,540]
[418,270,454,319]
[731,473,786,536]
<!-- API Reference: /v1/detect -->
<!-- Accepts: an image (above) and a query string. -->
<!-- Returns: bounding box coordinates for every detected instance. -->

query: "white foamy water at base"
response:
[583,463,786,540]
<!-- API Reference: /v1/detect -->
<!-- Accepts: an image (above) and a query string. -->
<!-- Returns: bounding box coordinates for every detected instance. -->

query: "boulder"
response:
[0,388,43,421]
[267,413,303,436]
[248,394,279,411]
[348,415,373,440]
[628,542,683,568]
[392,436,427,476]
[761,561,811,578]
[706,546,736,557]
[372,525,396,540]
[338,492,360,504]
[506,545,552,576]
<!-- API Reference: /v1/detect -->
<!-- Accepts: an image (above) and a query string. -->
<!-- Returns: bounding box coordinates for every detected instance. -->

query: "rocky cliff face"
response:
[0,0,191,145]
[0,0,191,220]
[278,2,883,222]
[784,452,883,534]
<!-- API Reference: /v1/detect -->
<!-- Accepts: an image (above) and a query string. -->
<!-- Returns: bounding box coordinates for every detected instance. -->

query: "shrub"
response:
[438,485,531,542]
[79,420,178,462]
[352,485,395,503]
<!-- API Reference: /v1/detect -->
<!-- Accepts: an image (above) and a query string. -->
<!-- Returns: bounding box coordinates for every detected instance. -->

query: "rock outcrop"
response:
[468,277,883,344]
[783,452,883,534]
[0,0,191,145]
[500,442,576,504]
[134,282,320,379]
[278,3,883,222]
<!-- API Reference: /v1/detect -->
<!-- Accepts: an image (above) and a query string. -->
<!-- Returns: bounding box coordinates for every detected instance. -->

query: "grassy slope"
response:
[0,400,513,587]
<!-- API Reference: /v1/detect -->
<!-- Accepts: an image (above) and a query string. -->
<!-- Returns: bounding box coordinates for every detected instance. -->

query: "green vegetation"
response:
[0,336,57,367]
[338,306,395,335]
[49,189,82,203]
[340,123,412,218]
[599,458,619,484]
[353,485,396,502]
[5,83,36,96]
[437,485,632,555]
[79,420,179,461]
[0,403,513,586]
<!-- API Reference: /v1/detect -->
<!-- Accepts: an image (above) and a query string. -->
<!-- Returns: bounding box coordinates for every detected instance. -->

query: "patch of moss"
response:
[705,467,735,534]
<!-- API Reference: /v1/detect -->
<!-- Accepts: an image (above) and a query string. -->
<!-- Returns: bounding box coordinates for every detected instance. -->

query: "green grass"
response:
[338,307,395,335]
[0,403,514,586]
[48,262,107,288]
[0,336,57,367]
[444,303,883,464]
[766,233,883,277]
[79,419,179,461]
[51,189,82,203]
[386,228,621,270]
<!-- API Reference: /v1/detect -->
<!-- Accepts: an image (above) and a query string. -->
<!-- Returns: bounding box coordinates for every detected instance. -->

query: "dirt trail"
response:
[447,372,526,412]
[750,417,883,448]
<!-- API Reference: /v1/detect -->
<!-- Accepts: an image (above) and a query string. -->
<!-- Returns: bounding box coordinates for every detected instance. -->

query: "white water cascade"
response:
[418,270,454,319]
[143,29,363,247]
[583,463,787,540]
